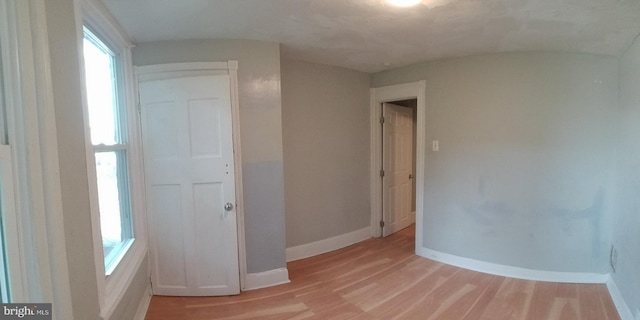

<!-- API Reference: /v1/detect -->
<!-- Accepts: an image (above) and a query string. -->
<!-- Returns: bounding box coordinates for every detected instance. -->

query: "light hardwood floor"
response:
[144,226,620,319]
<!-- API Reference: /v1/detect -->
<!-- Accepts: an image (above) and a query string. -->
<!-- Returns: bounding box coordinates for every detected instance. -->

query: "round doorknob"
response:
[224,202,234,211]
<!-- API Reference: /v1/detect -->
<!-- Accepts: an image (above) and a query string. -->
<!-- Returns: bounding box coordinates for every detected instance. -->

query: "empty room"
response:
[0,0,639,319]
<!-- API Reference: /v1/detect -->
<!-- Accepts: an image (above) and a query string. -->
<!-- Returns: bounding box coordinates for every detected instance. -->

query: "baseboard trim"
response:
[286,227,371,262]
[606,275,634,320]
[244,268,290,291]
[418,247,608,284]
[133,284,152,320]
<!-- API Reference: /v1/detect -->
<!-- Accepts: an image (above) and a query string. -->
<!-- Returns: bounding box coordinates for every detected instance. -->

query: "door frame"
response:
[135,61,248,290]
[370,81,426,251]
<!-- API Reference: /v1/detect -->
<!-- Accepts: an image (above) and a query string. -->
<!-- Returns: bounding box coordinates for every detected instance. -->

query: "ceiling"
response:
[101,0,640,73]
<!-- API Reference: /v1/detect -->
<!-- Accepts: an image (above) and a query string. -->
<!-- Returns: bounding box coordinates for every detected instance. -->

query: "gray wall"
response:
[133,40,287,273]
[613,36,640,316]
[373,53,618,273]
[45,0,101,318]
[281,60,371,248]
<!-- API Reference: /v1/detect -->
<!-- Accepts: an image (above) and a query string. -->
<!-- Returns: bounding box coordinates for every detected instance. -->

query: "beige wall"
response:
[612,35,640,316]
[133,40,287,273]
[374,52,618,273]
[281,60,371,247]
[44,0,101,318]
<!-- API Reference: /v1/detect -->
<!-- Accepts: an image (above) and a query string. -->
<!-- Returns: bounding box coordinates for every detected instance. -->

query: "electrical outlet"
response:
[432,140,439,151]
[610,246,618,273]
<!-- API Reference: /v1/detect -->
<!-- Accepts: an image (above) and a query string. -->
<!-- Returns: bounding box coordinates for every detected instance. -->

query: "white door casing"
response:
[370,81,426,251]
[382,103,414,237]
[139,73,240,296]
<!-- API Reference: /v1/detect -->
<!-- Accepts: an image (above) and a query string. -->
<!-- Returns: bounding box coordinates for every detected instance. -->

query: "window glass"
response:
[83,32,120,146]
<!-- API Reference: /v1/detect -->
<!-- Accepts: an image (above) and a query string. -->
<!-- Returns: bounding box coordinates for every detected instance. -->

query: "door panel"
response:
[189,99,222,157]
[140,74,239,296]
[383,103,414,237]
[146,101,180,158]
[193,182,227,288]
[150,184,186,289]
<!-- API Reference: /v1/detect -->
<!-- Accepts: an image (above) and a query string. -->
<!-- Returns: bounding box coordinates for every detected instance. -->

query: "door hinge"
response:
[379,220,385,228]
[379,115,385,124]
[379,169,385,178]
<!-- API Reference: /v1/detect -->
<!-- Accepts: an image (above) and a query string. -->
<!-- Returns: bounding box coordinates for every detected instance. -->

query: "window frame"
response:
[0,145,20,303]
[82,24,135,276]
[0,1,75,318]
[80,0,147,317]
[0,4,24,303]
[0,22,11,303]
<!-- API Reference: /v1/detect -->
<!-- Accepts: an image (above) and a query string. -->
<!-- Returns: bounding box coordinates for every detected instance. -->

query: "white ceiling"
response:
[101,0,640,73]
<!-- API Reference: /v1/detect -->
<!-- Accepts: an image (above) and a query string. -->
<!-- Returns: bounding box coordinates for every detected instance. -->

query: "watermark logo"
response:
[0,304,51,320]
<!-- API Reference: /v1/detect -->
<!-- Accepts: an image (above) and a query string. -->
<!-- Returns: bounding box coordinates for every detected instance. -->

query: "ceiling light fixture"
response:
[386,0,422,7]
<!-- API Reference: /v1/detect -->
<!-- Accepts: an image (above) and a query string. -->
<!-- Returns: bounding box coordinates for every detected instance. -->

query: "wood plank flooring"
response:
[144,226,619,320]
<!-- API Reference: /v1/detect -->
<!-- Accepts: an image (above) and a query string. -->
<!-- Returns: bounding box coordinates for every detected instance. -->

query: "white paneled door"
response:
[140,75,239,296]
[382,103,414,237]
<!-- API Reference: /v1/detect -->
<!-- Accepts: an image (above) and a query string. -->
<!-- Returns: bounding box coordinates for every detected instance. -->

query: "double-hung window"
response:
[82,27,134,275]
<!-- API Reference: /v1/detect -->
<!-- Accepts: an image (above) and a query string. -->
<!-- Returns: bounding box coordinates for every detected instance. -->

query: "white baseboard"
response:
[606,275,634,320]
[244,268,290,291]
[133,284,152,320]
[418,247,608,284]
[286,227,371,262]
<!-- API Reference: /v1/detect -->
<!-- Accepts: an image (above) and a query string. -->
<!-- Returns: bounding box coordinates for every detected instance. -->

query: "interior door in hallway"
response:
[139,74,239,296]
[382,102,414,237]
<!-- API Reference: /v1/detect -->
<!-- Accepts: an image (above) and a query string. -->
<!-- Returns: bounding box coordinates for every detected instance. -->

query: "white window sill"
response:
[104,238,134,276]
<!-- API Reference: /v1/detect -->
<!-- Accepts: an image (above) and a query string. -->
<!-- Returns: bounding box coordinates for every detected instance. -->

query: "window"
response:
[0,59,17,303]
[0,40,11,303]
[0,2,79,316]
[82,27,134,275]
[82,2,148,316]
[0,150,12,303]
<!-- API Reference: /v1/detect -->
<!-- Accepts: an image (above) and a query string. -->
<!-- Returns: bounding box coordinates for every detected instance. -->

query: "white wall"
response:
[612,36,640,316]
[281,60,371,247]
[373,52,618,273]
[133,40,287,273]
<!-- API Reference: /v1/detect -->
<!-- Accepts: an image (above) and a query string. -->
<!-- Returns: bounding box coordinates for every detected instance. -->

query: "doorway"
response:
[370,81,426,252]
